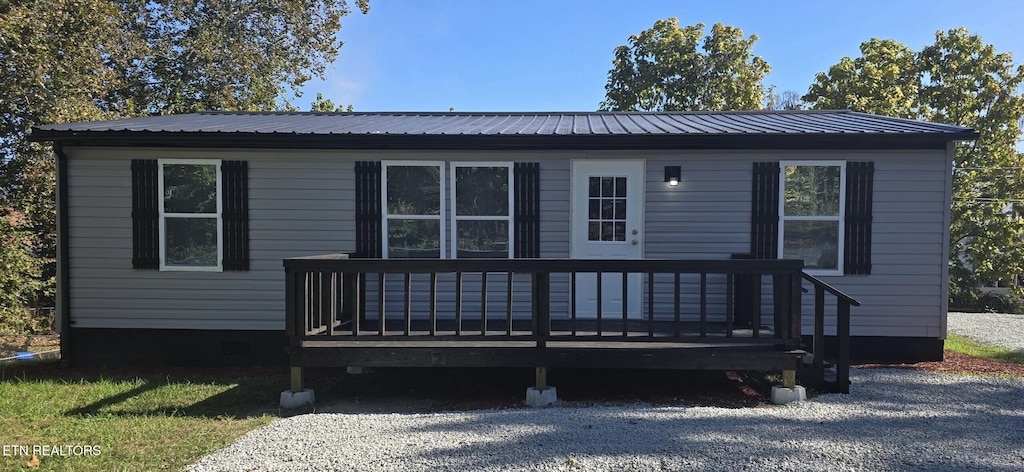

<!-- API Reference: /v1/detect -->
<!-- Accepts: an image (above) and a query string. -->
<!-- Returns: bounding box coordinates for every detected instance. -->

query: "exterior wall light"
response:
[664,166,681,186]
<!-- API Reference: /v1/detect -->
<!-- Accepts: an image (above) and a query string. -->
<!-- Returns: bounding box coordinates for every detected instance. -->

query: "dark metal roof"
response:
[30,110,978,150]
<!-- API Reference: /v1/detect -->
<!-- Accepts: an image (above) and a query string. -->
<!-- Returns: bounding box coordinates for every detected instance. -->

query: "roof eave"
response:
[28,129,976,151]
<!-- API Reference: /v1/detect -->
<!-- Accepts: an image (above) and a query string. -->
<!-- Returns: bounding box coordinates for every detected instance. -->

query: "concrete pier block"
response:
[525,387,558,407]
[771,385,807,405]
[280,389,316,408]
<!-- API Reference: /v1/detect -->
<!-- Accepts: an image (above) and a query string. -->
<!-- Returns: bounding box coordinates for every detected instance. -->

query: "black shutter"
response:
[514,162,540,258]
[750,162,780,259]
[222,160,249,270]
[131,159,159,269]
[844,162,874,274]
[355,161,382,258]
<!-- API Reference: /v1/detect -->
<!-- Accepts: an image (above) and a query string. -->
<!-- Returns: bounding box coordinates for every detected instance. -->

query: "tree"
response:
[310,93,354,112]
[803,29,1024,306]
[600,19,771,111]
[803,39,920,119]
[764,87,805,110]
[0,0,369,333]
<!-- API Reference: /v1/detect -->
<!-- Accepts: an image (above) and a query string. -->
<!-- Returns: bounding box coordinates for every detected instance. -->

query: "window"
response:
[452,164,513,258]
[159,160,222,270]
[778,161,845,274]
[383,162,444,258]
[356,161,539,259]
[587,176,627,242]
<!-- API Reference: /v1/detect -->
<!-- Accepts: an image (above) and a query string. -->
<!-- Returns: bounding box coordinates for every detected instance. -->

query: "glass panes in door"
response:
[587,176,627,242]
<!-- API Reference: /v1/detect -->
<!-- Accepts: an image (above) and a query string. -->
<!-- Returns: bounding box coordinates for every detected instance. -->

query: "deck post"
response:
[782,370,796,389]
[280,364,315,408]
[290,366,304,392]
[837,301,851,394]
[526,366,557,406]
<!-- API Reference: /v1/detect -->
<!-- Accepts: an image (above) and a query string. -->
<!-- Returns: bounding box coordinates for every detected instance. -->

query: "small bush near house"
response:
[977,292,1024,314]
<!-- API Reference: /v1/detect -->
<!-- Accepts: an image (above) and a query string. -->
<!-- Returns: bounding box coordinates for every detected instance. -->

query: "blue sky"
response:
[297,0,1024,112]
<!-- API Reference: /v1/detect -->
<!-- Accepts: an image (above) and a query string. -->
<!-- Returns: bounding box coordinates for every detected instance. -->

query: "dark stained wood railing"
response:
[284,255,856,392]
[802,272,860,394]
[285,256,805,345]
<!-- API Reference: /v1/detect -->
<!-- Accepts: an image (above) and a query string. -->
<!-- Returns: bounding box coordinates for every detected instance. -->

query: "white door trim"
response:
[569,159,645,318]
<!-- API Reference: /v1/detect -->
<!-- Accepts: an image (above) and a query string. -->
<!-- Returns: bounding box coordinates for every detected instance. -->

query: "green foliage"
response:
[0,212,48,334]
[978,292,1024,314]
[804,39,920,118]
[310,92,354,112]
[600,19,771,111]
[0,0,369,332]
[804,29,1024,303]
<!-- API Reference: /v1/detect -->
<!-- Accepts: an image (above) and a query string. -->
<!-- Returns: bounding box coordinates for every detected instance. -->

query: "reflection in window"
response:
[384,164,443,258]
[161,162,220,269]
[453,165,511,258]
[780,163,844,271]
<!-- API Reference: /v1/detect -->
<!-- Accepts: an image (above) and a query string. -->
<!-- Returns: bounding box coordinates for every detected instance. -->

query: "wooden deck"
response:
[284,256,858,393]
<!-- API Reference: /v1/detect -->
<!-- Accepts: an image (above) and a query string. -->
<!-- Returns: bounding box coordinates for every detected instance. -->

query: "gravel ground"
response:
[189,369,1024,472]
[948,312,1024,352]
[189,315,1024,471]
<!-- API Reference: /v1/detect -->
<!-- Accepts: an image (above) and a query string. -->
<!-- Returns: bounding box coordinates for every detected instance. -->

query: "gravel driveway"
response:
[948,312,1024,352]
[189,368,1024,471]
[189,314,1024,471]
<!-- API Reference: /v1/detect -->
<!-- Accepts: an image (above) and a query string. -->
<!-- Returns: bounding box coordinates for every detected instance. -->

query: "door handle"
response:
[631,239,638,246]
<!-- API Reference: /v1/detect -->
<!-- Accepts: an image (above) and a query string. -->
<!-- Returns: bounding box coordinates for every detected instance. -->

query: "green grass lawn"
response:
[945,333,1024,365]
[0,362,283,471]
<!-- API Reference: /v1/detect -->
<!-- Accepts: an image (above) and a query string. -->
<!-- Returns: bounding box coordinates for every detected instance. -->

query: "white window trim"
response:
[450,162,514,259]
[158,159,222,272]
[778,160,846,276]
[382,161,446,259]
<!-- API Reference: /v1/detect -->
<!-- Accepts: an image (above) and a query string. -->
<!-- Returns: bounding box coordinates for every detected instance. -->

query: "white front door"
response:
[570,160,644,319]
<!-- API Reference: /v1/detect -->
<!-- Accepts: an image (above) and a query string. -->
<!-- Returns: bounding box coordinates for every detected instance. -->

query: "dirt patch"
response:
[857,349,1024,377]
[0,335,59,359]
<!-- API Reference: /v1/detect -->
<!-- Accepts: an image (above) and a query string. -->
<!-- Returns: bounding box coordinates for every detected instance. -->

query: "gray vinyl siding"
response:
[66,147,948,338]
[641,150,948,339]
[67,147,355,330]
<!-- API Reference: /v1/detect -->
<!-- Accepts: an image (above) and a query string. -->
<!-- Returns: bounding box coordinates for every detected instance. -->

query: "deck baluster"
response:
[700,272,707,337]
[813,286,825,371]
[378,273,385,336]
[673,273,681,338]
[481,272,488,336]
[751,276,761,338]
[330,272,340,336]
[648,272,655,338]
[506,272,513,336]
[429,273,437,336]
[725,274,733,338]
[404,273,412,336]
[351,272,361,335]
[596,271,603,336]
[570,272,577,336]
[455,272,463,336]
[621,271,628,337]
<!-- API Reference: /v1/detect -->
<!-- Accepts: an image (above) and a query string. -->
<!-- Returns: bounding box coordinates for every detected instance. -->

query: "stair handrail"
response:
[801,272,860,393]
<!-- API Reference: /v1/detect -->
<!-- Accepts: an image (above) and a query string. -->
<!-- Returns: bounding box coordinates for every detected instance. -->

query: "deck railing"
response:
[284,255,807,346]
[802,273,860,394]
[284,255,857,392]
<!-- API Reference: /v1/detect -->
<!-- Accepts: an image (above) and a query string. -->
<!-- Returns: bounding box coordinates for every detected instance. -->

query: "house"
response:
[30,111,976,388]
